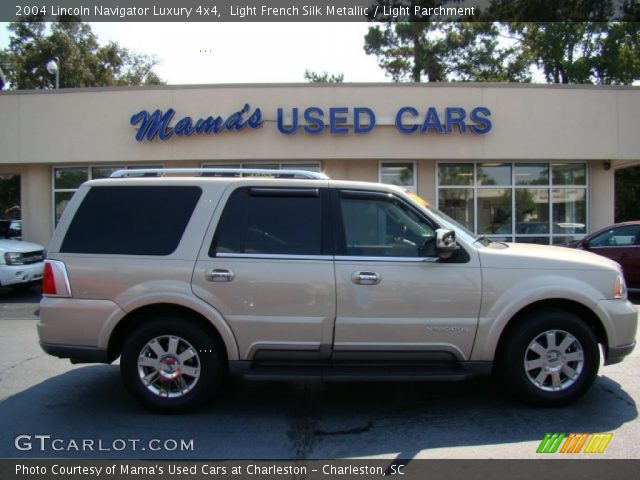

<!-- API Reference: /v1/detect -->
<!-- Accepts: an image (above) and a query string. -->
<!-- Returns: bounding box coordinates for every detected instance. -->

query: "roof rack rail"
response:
[110,168,330,180]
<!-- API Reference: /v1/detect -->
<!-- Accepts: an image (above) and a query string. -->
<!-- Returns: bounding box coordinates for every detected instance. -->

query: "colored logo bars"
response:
[537,433,613,454]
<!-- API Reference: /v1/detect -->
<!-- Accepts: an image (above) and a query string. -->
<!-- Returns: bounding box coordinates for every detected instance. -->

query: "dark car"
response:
[566,221,640,288]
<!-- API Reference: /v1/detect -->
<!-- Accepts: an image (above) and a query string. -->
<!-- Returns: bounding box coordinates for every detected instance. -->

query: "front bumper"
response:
[605,341,636,366]
[597,299,638,366]
[0,262,43,287]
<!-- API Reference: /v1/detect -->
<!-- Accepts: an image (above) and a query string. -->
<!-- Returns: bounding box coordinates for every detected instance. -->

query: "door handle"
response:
[205,268,235,282]
[351,271,381,285]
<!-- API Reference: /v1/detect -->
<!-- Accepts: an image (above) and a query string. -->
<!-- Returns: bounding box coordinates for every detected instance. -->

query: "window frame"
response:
[378,161,418,194]
[201,161,322,176]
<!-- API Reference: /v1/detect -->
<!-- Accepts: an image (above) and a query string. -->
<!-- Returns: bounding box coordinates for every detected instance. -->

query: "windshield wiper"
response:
[473,235,492,245]
[473,235,508,247]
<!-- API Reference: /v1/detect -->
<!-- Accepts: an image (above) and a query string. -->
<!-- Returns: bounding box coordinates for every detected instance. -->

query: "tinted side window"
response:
[212,188,322,256]
[61,186,201,255]
[589,225,640,248]
[339,194,435,257]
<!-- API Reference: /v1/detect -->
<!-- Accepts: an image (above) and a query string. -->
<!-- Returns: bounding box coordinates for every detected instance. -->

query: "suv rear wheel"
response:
[120,317,223,413]
[501,309,599,406]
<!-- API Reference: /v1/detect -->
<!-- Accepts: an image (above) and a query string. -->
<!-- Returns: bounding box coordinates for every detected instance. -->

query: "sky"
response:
[0,22,390,84]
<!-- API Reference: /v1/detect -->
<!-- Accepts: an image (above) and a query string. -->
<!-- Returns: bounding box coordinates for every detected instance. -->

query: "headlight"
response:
[4,252,24,265]
[614,273,627,299]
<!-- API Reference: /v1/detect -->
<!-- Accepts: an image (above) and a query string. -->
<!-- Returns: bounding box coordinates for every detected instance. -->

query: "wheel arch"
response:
[107,302,237,364]
[493,298,608,370]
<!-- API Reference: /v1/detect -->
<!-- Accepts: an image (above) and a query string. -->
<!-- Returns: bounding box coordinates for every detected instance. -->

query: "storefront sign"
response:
[130,104,491,142]
[130,104,263,141]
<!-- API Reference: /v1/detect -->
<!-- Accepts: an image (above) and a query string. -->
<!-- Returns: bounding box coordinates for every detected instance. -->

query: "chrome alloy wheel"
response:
[524,329,585,392]
[137,335,201,398]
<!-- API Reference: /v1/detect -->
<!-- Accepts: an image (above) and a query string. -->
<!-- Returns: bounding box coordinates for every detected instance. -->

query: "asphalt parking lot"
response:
[1,285,639,460]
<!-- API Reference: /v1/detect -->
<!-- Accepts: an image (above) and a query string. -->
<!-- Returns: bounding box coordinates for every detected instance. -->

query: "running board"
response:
[240,365,475,382]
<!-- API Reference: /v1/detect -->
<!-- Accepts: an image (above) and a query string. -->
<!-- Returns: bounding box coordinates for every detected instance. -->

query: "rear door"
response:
[331,189,482,362]
[192,185,336,361]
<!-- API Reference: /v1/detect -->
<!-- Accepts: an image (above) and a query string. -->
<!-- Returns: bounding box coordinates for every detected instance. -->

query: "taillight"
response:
[42,260,71,297]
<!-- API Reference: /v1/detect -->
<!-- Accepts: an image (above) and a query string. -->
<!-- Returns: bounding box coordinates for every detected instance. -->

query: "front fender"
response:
[471,272,612,361]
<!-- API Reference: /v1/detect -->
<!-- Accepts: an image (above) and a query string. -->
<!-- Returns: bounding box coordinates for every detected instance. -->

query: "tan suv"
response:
[38,169,637,412]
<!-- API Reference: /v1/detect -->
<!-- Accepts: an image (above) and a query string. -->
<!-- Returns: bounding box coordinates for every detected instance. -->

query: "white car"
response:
[0,220,45,289]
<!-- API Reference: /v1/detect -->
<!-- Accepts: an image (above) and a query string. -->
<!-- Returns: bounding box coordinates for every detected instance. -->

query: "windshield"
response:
[0,220,10,238]
[0,220,21,239]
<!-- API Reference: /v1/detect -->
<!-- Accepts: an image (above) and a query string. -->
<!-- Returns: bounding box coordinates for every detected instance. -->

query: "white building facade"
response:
[0,82,638,247]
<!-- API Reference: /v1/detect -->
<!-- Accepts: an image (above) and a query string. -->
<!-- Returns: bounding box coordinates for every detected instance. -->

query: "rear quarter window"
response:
[60,186,202,255]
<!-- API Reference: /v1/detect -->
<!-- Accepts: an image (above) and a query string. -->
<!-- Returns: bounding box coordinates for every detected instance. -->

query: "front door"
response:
[332,189,482,362]
[587,224,640,289]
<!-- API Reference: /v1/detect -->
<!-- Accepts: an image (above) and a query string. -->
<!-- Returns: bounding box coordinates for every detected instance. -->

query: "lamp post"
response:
[46,58,59,89]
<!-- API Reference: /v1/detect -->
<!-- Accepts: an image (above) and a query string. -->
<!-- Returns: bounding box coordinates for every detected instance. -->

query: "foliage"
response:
[364,0,640,84]
[0,16,163,89]
[505,22,640,84]
[304,69,344,83]
[364,21,530,82]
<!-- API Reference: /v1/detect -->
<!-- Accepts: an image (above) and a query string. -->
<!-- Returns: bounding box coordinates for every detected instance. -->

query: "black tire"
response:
[501,309,599,407]
[120,316,224,413]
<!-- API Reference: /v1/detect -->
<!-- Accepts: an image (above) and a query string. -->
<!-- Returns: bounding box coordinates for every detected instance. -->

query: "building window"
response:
[53,165,162,225]
[379,161,417,193]
[0,174,21,221]
[437,162,587,245]
[202,162,321,177]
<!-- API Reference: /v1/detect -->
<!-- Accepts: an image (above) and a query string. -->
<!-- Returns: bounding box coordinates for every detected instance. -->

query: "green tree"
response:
[365,0,639,85]
[442,23,530,82]
[364,21,529,82]
[488,1,639,84]
[303,69,344,83]
[364,22,444,81]
[505,22,640,84]
[0,16,162,89]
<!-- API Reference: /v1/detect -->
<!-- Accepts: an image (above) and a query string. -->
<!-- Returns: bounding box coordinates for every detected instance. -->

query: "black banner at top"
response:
[3,0,639,22]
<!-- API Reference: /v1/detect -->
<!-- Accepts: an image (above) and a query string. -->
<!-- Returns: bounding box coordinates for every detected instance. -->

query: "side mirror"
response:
[436,228,457,260]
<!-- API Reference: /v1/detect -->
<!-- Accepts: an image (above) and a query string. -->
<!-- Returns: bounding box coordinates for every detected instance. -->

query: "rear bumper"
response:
[37,297,124,357]
[39,342,110,364]
[605,341,636,366]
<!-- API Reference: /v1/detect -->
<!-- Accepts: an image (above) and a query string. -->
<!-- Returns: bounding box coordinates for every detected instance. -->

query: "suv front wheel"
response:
[120,317,223,413]
[501,309,600,406]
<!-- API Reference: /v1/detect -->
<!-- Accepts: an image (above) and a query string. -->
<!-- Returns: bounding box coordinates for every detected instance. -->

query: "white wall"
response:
[0,83,637,165]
